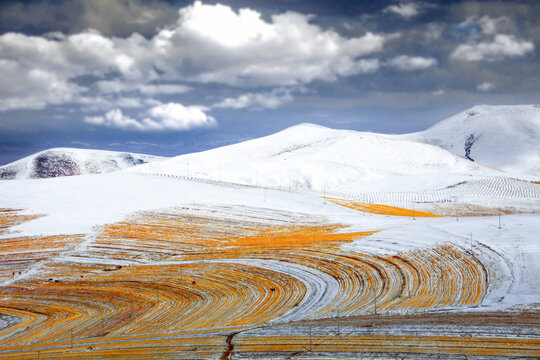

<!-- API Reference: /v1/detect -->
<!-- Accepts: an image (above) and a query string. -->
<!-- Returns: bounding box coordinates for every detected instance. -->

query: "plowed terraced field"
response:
[0,206,538,359]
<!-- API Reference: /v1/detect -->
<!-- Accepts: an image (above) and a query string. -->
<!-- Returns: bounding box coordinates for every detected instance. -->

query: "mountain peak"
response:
[403,104,540,176]
[288,122,330,130]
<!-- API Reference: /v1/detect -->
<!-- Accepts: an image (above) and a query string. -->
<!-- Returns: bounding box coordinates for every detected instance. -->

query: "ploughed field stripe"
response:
[0,207,491,358]
[326,197,444,217]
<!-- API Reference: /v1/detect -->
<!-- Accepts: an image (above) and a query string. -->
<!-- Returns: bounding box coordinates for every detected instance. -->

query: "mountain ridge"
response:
[399,104,540,176]
[127,118,491,194]
[3,105,538,181]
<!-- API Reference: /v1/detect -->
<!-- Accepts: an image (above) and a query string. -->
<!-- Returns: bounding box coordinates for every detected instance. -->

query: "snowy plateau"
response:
[0,105,539,359]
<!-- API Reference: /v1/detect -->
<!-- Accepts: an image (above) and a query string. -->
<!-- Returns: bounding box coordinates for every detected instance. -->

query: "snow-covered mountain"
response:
[0,148,165,180]
[128,123,492,194]
[5,105,537,184]
[399,105,540,176]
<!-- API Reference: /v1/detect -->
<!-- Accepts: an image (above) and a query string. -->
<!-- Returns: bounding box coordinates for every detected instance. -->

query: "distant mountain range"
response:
[2,105,538,183]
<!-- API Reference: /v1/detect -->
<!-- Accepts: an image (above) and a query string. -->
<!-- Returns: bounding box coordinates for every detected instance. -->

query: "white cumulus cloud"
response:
[0,1,387,111]
[85,103,216,131]
[85,109,144,130]
[0,29,150,111]
[383,3,422,20]
[451,34,534,62]
[154,1,386,86]
[145,103,216,131]
[432,89,445,96]
[476,82,494,92]
[0,59,84,111]
[213,88,295,110]
[385,55,437,71]
[96,81,191,95]
[476,16,511,36]
[139,84,192,95]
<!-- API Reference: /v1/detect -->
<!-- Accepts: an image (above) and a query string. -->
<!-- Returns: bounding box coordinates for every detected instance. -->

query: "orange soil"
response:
[0,209,43,235]
[325,198,444,217]
[0,207,493,358]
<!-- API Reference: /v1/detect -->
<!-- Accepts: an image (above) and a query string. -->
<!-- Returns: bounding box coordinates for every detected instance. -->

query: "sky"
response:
[0,0,538,165]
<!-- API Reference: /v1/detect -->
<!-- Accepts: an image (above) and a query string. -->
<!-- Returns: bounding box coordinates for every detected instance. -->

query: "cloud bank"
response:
[1,0,538,139]
[0,1,388,114]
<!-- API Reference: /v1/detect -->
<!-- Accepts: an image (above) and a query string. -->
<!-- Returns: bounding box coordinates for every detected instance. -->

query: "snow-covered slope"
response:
[128,123,492,194]
[0,172,538,313]
[0,148,165,180]
[399,105,540,176]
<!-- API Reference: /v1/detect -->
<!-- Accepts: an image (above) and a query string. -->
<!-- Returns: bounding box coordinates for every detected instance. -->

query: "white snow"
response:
[0,172,350,237]
[0,105,539,317]
[127,122,498,195]
[0,171,538,311]
[399,104,540,177]
[125,110,539,208]
[0,147,165,180]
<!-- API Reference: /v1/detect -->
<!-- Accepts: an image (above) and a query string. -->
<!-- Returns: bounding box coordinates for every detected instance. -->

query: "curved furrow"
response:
[0,206,493,357]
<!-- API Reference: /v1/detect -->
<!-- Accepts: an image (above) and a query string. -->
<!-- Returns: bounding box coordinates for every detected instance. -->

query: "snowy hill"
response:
[128,123,492,194]
[399,105,540,176]
[0,148,164,180]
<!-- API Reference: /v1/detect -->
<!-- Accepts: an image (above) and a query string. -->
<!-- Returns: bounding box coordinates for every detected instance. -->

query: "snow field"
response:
[0,205,490,350]
[0,168,538,358]
[342,178,540,203]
